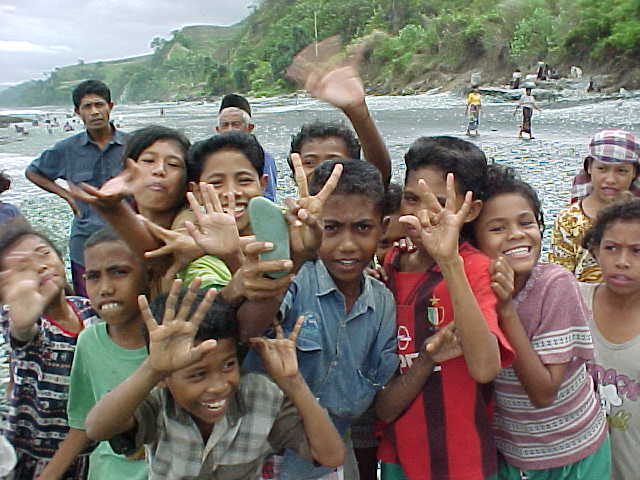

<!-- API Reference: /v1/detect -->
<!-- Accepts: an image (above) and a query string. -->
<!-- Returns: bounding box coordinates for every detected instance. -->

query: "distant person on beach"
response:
[511,69,522,89]
[514,86,540,139]
[550,129,640,283]
[25,80,126,297]
[216,94,278,202]
[0,172,25,226]
[465,87,481,136]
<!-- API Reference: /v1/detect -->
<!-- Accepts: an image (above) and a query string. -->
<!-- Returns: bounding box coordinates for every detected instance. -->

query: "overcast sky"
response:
[0,0,254,85]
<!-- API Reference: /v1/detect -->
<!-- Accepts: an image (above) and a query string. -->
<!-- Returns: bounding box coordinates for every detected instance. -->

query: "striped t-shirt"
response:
[0,297,98,459]
[493,263,607,470]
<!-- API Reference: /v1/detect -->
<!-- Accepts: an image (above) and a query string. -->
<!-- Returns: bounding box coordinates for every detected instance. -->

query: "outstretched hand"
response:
[69,158,141,210]
[286,153,342,260]
[0,250,61,337]
[286,35,365,112]
[184,183,241,260]
[399,173,472,264]
[423,322,463,364]
[139,278,218,376]
[249,316,304,383]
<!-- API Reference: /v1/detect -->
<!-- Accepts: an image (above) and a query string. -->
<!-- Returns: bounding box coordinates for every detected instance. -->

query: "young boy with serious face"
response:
[61,228,150,480]
[84,279,345,479]
[375,137,514,480]
[238,159,398,479]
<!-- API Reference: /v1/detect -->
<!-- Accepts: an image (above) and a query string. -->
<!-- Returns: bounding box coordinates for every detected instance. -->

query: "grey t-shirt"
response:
[580,282,640,480]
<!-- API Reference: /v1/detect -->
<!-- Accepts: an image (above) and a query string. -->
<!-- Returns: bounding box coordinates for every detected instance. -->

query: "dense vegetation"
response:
[2,0,639,106]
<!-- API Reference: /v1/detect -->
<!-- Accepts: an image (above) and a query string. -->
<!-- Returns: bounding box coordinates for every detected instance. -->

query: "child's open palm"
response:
[139,279,218,375]
[70,158,141,209]
[424,322,463,364]
[184,183,241,259]
[399,173,473,263]
[249,316,304,383]
[0,251,59,333]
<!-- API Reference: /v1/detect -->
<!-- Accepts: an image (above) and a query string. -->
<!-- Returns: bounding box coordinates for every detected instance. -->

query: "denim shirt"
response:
[244,259,398,479]
[28,126,127,264]
[262,151,278,202]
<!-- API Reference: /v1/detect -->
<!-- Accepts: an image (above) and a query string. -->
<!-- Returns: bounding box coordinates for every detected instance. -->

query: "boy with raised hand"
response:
[375,137,515,480]
[84,278,345,479]
[239,158,398,479]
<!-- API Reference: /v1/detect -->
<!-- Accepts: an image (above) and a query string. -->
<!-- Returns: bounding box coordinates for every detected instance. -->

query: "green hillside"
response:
[2,0,639,106]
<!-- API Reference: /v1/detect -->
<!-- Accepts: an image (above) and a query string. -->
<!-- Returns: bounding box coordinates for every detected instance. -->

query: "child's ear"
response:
[260,174,268,190]
[464,199,483,223]
[381,215,391,234]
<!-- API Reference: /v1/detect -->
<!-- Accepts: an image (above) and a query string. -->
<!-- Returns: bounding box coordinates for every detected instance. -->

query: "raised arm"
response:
[400,174,500,383]
[86,279,217,441]
[287,36,391,184]
[250,317,345,467]
[491,257,567,407]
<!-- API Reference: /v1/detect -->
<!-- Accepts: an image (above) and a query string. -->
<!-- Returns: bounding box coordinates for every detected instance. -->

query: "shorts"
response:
[498,435,611,480]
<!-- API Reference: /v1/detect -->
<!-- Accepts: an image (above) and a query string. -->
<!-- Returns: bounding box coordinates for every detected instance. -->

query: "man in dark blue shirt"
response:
[26,80,126,296]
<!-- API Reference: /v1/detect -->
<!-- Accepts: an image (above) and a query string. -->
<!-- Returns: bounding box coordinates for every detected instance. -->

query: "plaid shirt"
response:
[110,372,313,479]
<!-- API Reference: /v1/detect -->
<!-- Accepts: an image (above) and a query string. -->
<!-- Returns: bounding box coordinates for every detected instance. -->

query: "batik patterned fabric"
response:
[0,297,98,460]
[493,264,607,470]
[549,202,601,283]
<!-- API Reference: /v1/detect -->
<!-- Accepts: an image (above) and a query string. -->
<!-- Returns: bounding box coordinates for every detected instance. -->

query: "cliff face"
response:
[2,0,639,106]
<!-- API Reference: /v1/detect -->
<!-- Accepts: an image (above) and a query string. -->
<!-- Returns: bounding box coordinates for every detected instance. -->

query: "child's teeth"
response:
[101,303,120,311]
[203,399,225,410]
[505,247,529,256]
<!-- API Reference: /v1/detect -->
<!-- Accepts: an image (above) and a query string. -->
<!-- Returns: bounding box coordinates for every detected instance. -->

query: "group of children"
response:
[1,49,640,480]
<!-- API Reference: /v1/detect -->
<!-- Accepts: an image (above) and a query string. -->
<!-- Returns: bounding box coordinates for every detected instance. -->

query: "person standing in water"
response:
[514,85,540,139]
[466,87,482,136]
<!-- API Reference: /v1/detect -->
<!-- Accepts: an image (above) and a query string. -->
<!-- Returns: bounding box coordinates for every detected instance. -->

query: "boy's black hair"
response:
[0,171,10,194]
[404,136,488,198]
[84,227,127,251]
[0,223,63,269]
[309,158,384,215]
[583,199,640,251]
[123,125,191,170]
[383,182,403,216]
[481,164,544,228]
[149,288,239,345]
[187,132,265,182]
[72,80,112,109]
[288,121,361,173]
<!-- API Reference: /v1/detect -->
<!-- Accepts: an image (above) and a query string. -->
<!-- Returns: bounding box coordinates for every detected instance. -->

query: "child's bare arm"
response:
[250,317,345,467]
[376,323,461,423]
[287,36,391,184]
[86,279,218,441]
[491,258,567,407]
[400,174,500,383]
[38,428,91,480]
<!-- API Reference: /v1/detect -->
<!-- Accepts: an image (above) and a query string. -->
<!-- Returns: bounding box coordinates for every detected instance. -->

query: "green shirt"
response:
[67,322,148,480]
[178,254,232,291]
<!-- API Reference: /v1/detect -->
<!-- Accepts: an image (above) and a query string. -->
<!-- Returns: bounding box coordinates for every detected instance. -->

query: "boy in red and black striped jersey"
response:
[375,137,515,480]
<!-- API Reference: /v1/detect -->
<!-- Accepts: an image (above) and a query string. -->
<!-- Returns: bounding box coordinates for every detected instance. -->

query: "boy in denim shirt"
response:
[239,158,398,479]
